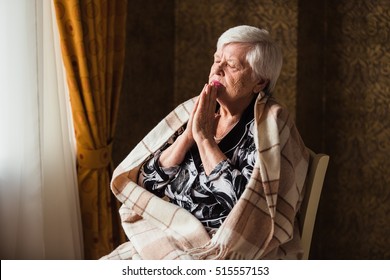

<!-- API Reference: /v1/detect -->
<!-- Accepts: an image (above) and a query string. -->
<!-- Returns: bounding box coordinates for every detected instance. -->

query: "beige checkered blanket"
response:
[101,93,309,260]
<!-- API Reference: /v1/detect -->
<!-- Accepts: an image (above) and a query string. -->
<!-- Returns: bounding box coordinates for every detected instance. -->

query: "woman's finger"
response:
[209,84,217,114]
[197,84,208,111]
[203,83,217,117]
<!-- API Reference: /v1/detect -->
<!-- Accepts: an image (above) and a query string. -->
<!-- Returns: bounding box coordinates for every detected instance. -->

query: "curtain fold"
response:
[53,0,128,259]
[0,0,83,259]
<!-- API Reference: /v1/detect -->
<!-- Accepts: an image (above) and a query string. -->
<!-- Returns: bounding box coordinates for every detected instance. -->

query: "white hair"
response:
[217,25,283,94]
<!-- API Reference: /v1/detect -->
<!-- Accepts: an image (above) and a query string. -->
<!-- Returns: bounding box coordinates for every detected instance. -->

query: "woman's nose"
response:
[215,62,225,76]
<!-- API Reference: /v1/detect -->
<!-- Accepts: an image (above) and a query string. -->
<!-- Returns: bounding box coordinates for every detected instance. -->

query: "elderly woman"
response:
[103,25,309,260]
[138,26,282,230]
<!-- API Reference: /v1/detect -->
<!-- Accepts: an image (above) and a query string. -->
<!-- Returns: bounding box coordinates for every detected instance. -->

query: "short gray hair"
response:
[217,25,283,94]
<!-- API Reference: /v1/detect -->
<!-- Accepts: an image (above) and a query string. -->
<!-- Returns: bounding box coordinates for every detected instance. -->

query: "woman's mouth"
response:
[212,80,223,88]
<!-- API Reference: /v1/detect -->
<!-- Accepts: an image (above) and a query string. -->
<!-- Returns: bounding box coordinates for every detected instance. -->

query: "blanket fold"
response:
[101,93,309,260]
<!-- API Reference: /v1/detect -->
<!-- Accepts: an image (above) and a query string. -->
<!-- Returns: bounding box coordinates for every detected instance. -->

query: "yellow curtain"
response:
[53,0,127,259]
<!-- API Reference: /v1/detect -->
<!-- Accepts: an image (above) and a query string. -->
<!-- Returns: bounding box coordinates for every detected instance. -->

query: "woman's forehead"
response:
[217,42,251,53]
[215,43,251,62]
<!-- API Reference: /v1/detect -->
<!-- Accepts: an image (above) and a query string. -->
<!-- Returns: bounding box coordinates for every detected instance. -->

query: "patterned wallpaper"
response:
[310,0,390,259]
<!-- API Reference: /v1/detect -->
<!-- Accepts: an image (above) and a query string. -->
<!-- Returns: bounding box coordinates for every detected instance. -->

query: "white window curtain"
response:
[0,0,83,259]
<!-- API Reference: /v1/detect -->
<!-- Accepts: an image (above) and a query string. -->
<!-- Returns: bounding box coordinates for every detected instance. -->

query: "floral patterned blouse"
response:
[138,99,257,230]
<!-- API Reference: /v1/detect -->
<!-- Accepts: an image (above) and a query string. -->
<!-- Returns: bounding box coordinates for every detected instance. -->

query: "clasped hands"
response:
[182,82,220,146]
[159,82,226,174]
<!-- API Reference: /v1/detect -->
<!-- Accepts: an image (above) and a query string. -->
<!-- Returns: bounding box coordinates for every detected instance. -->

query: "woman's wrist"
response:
[180,131,195,149]
[159,133,193,168]
[196,138,227,175]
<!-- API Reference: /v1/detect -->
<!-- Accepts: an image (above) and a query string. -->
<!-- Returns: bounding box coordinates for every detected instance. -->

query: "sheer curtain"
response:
[0,0,83,259]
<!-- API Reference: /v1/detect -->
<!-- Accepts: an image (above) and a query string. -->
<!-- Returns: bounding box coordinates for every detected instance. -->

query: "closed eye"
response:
[227,59,241,69]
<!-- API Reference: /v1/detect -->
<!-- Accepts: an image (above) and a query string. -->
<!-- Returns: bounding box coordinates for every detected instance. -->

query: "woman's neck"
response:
[217,95,254,121]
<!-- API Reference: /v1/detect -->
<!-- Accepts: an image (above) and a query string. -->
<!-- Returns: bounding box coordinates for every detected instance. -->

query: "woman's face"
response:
[208,43,261,106]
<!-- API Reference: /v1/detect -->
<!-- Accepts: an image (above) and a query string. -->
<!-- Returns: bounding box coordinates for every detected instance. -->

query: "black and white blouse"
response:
[138,99,257,230]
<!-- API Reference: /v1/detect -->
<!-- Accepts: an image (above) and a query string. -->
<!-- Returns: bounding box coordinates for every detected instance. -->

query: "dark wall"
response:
[306,0,390,259]
[113,0,175,165]
[297,0,326,153]
[114,0,390,259]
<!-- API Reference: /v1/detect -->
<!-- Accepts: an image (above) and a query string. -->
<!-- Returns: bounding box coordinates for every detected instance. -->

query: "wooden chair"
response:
[298,149,330,259]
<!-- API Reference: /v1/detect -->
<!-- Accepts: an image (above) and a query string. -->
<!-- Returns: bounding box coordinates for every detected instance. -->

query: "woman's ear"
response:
[253,78,269,93]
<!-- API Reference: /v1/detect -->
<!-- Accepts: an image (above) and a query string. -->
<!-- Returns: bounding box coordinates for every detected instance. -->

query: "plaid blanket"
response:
[101,93,309,260]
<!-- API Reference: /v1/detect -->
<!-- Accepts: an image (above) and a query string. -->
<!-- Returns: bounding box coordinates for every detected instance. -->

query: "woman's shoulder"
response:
[256,94,292,122]
[265,96,287,111]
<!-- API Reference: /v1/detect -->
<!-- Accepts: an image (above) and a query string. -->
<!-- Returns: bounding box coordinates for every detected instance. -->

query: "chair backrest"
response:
[298,149,329,259]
